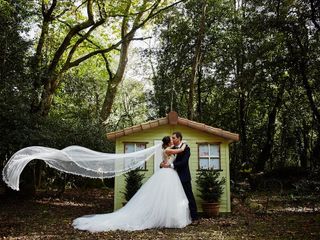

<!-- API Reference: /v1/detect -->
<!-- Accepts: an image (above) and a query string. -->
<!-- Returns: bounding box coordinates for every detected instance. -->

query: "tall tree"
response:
[150,0,320,174]
[29,0,184,122]
[187,0,207,120]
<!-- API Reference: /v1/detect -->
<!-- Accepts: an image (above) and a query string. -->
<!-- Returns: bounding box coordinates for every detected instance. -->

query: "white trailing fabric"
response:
[2,144,162,191]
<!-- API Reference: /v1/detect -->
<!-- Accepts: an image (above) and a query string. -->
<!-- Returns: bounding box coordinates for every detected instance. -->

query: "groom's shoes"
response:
[191,219,200,226]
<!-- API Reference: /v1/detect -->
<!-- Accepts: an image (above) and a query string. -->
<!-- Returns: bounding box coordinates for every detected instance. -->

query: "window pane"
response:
[137,144,146,169]
[124,143,147,170]
[210,144,219,157]
[136,144,146,151]
[208,159,214,169]
[125,144,135,153]
[124,157,135,169]
[199,144,209,157]
[199,158,209,170]
[124,143,146,169]
[211,158,220,170]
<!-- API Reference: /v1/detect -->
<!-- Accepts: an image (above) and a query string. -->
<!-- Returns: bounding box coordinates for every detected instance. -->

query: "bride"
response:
[72,136,192,232]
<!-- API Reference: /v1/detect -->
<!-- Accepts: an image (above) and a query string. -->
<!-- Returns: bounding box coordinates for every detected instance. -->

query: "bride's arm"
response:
[164,144,186,155]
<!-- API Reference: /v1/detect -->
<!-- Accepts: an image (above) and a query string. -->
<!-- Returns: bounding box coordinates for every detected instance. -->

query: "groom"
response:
[160,131,198,223]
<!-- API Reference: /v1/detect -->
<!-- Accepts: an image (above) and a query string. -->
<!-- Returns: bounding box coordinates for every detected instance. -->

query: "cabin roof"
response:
[106,111,239,142]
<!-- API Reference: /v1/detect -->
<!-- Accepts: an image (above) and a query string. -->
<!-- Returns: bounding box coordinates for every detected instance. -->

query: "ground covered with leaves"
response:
[0,189,319,240]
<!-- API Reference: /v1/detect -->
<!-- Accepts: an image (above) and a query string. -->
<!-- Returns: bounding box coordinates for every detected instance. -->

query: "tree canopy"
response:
[0,0,319,192]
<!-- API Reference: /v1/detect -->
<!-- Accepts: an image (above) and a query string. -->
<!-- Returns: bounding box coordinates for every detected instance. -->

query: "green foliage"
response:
[1,0,320,194]
[149,0,320,176]
[0,0,115,192]
[0,0,33,158]
[294,180,320,197]
[105,79,149,130]
[122,169,145,202]
[293,167,320,197]
[196,170,226,203]
[0,0,11,15]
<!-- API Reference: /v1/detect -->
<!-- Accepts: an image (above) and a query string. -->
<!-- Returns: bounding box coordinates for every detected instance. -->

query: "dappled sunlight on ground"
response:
[0,189,319,239]
[270,207,320,213]
[35,199,96,207]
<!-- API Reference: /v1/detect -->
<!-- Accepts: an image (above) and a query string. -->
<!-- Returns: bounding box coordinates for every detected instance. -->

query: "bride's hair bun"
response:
[162,136,171,149]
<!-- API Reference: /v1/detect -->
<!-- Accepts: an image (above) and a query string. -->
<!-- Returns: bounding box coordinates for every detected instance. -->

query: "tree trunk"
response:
[100,0,146,121]
[300,62,320,127]
[299,57,320,168]
[197,66,203,122]
[37,73,62,116]
[239,90,248,165]
[236,44,248,167]
[29,0,180,119]
[256,79,285,172]
[30,0,98,116]
[310,137,320,169]
[30,1,57,113]
[188,1,207,120]
[100,39,131,121]
[100,81,122,121]
[299,120,310,168]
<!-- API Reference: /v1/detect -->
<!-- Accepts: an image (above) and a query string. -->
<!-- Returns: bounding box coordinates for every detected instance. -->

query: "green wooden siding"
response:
[114,124,231,213]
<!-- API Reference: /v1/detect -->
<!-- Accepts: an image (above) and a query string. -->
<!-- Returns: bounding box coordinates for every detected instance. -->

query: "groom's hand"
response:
[162,163,170,168]
[160,162,170,168]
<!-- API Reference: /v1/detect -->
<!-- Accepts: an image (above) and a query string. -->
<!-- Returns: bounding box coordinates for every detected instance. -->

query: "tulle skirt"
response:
[72,168,191,232]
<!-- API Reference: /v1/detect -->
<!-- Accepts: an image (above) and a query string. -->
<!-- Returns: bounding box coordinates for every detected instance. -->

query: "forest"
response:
[1,0,320,239]
[1,0,319,193]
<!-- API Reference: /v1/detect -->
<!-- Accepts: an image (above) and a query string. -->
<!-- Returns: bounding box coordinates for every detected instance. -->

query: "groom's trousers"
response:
[182,181,198,220]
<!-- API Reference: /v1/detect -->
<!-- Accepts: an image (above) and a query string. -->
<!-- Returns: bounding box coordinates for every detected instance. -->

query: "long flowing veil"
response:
[2,143,162,191]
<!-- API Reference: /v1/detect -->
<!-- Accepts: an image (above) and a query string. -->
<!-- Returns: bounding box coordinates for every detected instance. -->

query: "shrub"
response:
[122,169,145,202]
[196,170,226,203]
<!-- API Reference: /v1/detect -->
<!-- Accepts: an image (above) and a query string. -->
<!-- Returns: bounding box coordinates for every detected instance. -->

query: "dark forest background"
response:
[1,0,319,195]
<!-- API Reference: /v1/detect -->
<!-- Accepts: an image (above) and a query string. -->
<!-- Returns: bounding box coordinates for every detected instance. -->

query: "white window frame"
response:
[198,143,221,170]
[124,142,148,170]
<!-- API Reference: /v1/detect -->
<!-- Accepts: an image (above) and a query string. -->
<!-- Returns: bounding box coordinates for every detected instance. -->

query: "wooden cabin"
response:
[107,111,239,212]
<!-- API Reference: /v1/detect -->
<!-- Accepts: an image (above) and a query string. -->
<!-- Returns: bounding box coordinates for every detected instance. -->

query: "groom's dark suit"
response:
[173,145,198,221]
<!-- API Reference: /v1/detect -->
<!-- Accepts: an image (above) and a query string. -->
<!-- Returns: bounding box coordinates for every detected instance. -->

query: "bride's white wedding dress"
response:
[72,149,191,232]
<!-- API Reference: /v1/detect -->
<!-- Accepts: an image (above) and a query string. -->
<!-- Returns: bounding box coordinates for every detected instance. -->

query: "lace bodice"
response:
[163,148,176,164]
